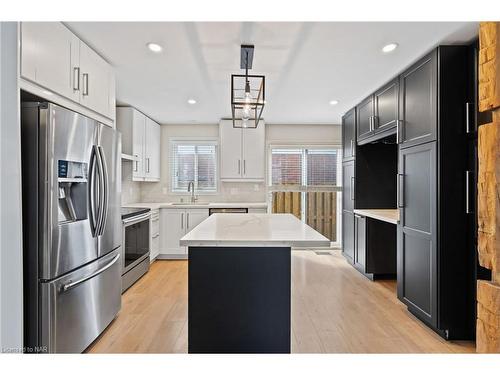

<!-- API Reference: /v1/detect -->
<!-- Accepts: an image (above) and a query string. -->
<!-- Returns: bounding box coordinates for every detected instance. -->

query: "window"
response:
[171,140,218,193]
[269,145,342,245]
[270,147,339,187]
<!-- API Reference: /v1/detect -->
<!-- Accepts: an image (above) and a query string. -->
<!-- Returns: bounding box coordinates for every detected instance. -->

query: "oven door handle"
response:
[61,253,120,293]
[122,213,151,225]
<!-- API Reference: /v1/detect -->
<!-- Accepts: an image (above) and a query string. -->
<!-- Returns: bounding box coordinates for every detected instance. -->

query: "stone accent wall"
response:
[477,21,500,353]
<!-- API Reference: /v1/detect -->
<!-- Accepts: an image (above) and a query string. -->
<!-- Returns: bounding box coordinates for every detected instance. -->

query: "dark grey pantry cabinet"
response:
[341,45,476,340]
[396,46,474,339]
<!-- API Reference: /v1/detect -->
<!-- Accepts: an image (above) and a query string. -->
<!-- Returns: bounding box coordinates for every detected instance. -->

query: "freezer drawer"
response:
[40,249,122,353]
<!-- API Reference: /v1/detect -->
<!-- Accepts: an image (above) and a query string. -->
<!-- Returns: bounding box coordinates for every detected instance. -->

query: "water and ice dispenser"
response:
[57,160,88,224]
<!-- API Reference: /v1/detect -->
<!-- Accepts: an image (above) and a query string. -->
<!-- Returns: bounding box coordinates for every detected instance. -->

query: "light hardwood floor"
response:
[87,250,475,353]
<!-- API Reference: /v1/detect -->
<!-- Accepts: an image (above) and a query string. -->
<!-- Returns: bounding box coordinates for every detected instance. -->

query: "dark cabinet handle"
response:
[465,170,472,214]
[465,102,475,134]
[397,173,404,208]
[350,177,355,201]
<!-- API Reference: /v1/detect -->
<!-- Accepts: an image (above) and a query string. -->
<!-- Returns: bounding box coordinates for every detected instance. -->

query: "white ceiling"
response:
[66,22,478,125]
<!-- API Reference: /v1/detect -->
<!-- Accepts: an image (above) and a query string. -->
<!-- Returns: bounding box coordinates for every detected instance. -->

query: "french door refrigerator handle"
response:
[60,253,120,292]
[94,145,106,236]
[88,146,99,237]
[98,146,109,235]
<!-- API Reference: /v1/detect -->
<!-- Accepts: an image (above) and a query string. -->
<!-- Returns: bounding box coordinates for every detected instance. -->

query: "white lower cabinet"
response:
[150,209,160,261]
[159,208,209,258]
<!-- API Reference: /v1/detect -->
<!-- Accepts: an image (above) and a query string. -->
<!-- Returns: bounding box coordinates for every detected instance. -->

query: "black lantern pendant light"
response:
[231,45,265,128]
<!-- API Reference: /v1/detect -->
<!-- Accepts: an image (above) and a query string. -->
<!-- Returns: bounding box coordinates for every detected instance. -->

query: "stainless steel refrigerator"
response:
[21,102,122,353]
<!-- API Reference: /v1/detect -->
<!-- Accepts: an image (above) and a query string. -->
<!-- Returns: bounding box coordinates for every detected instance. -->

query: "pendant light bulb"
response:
[241,82,252,122]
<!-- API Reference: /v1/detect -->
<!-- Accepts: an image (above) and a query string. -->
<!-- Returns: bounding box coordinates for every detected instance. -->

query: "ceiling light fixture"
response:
[329,100,339,105]
[382,43,398,53]
[147,42,163,53]
[187,99,197,105]
[231,45,265,129]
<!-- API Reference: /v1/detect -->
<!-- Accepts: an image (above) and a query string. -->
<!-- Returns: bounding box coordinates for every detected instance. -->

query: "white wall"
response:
[266,123,341,145]
[123,122,341,205]
[0,22,24,352]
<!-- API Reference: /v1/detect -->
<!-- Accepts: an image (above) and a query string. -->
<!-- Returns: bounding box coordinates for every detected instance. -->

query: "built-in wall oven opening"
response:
[121,208,151,292]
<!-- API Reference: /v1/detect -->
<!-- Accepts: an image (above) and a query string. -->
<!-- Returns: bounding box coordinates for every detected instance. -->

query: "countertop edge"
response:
[179,240,332,248]
[353,209,399,225]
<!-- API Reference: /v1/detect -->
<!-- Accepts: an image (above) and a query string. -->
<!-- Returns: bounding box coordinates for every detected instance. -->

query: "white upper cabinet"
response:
[219,120,265,181]
[20,22,115,120]
[79,42,114,119]
[220,123,243,180]
[144,117,161,181]
[117,107,161,182]
[21,22,80,102]
[242,123,266,179]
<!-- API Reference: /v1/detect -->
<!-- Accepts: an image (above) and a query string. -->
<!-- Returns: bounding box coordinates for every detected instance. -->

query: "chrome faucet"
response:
[187,181,198,203]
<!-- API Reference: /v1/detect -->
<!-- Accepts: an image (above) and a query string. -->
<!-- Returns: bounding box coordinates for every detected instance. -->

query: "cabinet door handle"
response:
[186,213,190,229]
[397,173,404,208]
[133,154,139,172]
[243,160,246,175]
[147,158,150,173]
[350,177,355,201]
[396,120,401,144]
[373,115,378,130]
[73,67,80,91]
[350,139,355,157]
[82,73,89,96]
[238,159,241,175]
[181,213,184,230]
[465,170,472,214]
[465,102,474,134]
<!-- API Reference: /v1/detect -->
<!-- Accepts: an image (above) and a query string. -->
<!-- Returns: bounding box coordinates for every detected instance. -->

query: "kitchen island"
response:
[180,213,330,353]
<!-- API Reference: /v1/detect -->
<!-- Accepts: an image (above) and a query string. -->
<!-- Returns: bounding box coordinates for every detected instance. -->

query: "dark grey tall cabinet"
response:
[397,47,474,339]
[341,45,477,340]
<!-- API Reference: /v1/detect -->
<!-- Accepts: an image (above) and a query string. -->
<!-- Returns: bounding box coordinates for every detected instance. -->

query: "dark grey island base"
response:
[188,246,291,354]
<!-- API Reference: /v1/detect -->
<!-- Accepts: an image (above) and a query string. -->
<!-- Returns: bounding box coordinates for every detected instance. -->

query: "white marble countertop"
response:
[179,213,331,248]
[122,202,268,210]
[353,209,400,224]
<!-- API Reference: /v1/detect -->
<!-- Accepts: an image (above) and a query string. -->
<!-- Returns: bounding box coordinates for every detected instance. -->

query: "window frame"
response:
[169,137,219,195]
[267,143,343,247]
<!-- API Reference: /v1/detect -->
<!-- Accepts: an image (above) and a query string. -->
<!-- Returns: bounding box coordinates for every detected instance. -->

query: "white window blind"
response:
[171,140,217,193]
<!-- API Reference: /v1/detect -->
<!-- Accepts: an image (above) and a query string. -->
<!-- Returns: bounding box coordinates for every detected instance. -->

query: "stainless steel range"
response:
[121,207,151,292]
[21,102,122,353]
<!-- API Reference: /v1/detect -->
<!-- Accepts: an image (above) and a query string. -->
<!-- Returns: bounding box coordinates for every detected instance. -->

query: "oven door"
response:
[122,213,151,274]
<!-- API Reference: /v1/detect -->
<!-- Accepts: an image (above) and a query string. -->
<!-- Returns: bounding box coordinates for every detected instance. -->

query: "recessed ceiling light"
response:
[187,99,197,105]
[147,42,163,53]
[382,43,398,53]
[329,100,339,105]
